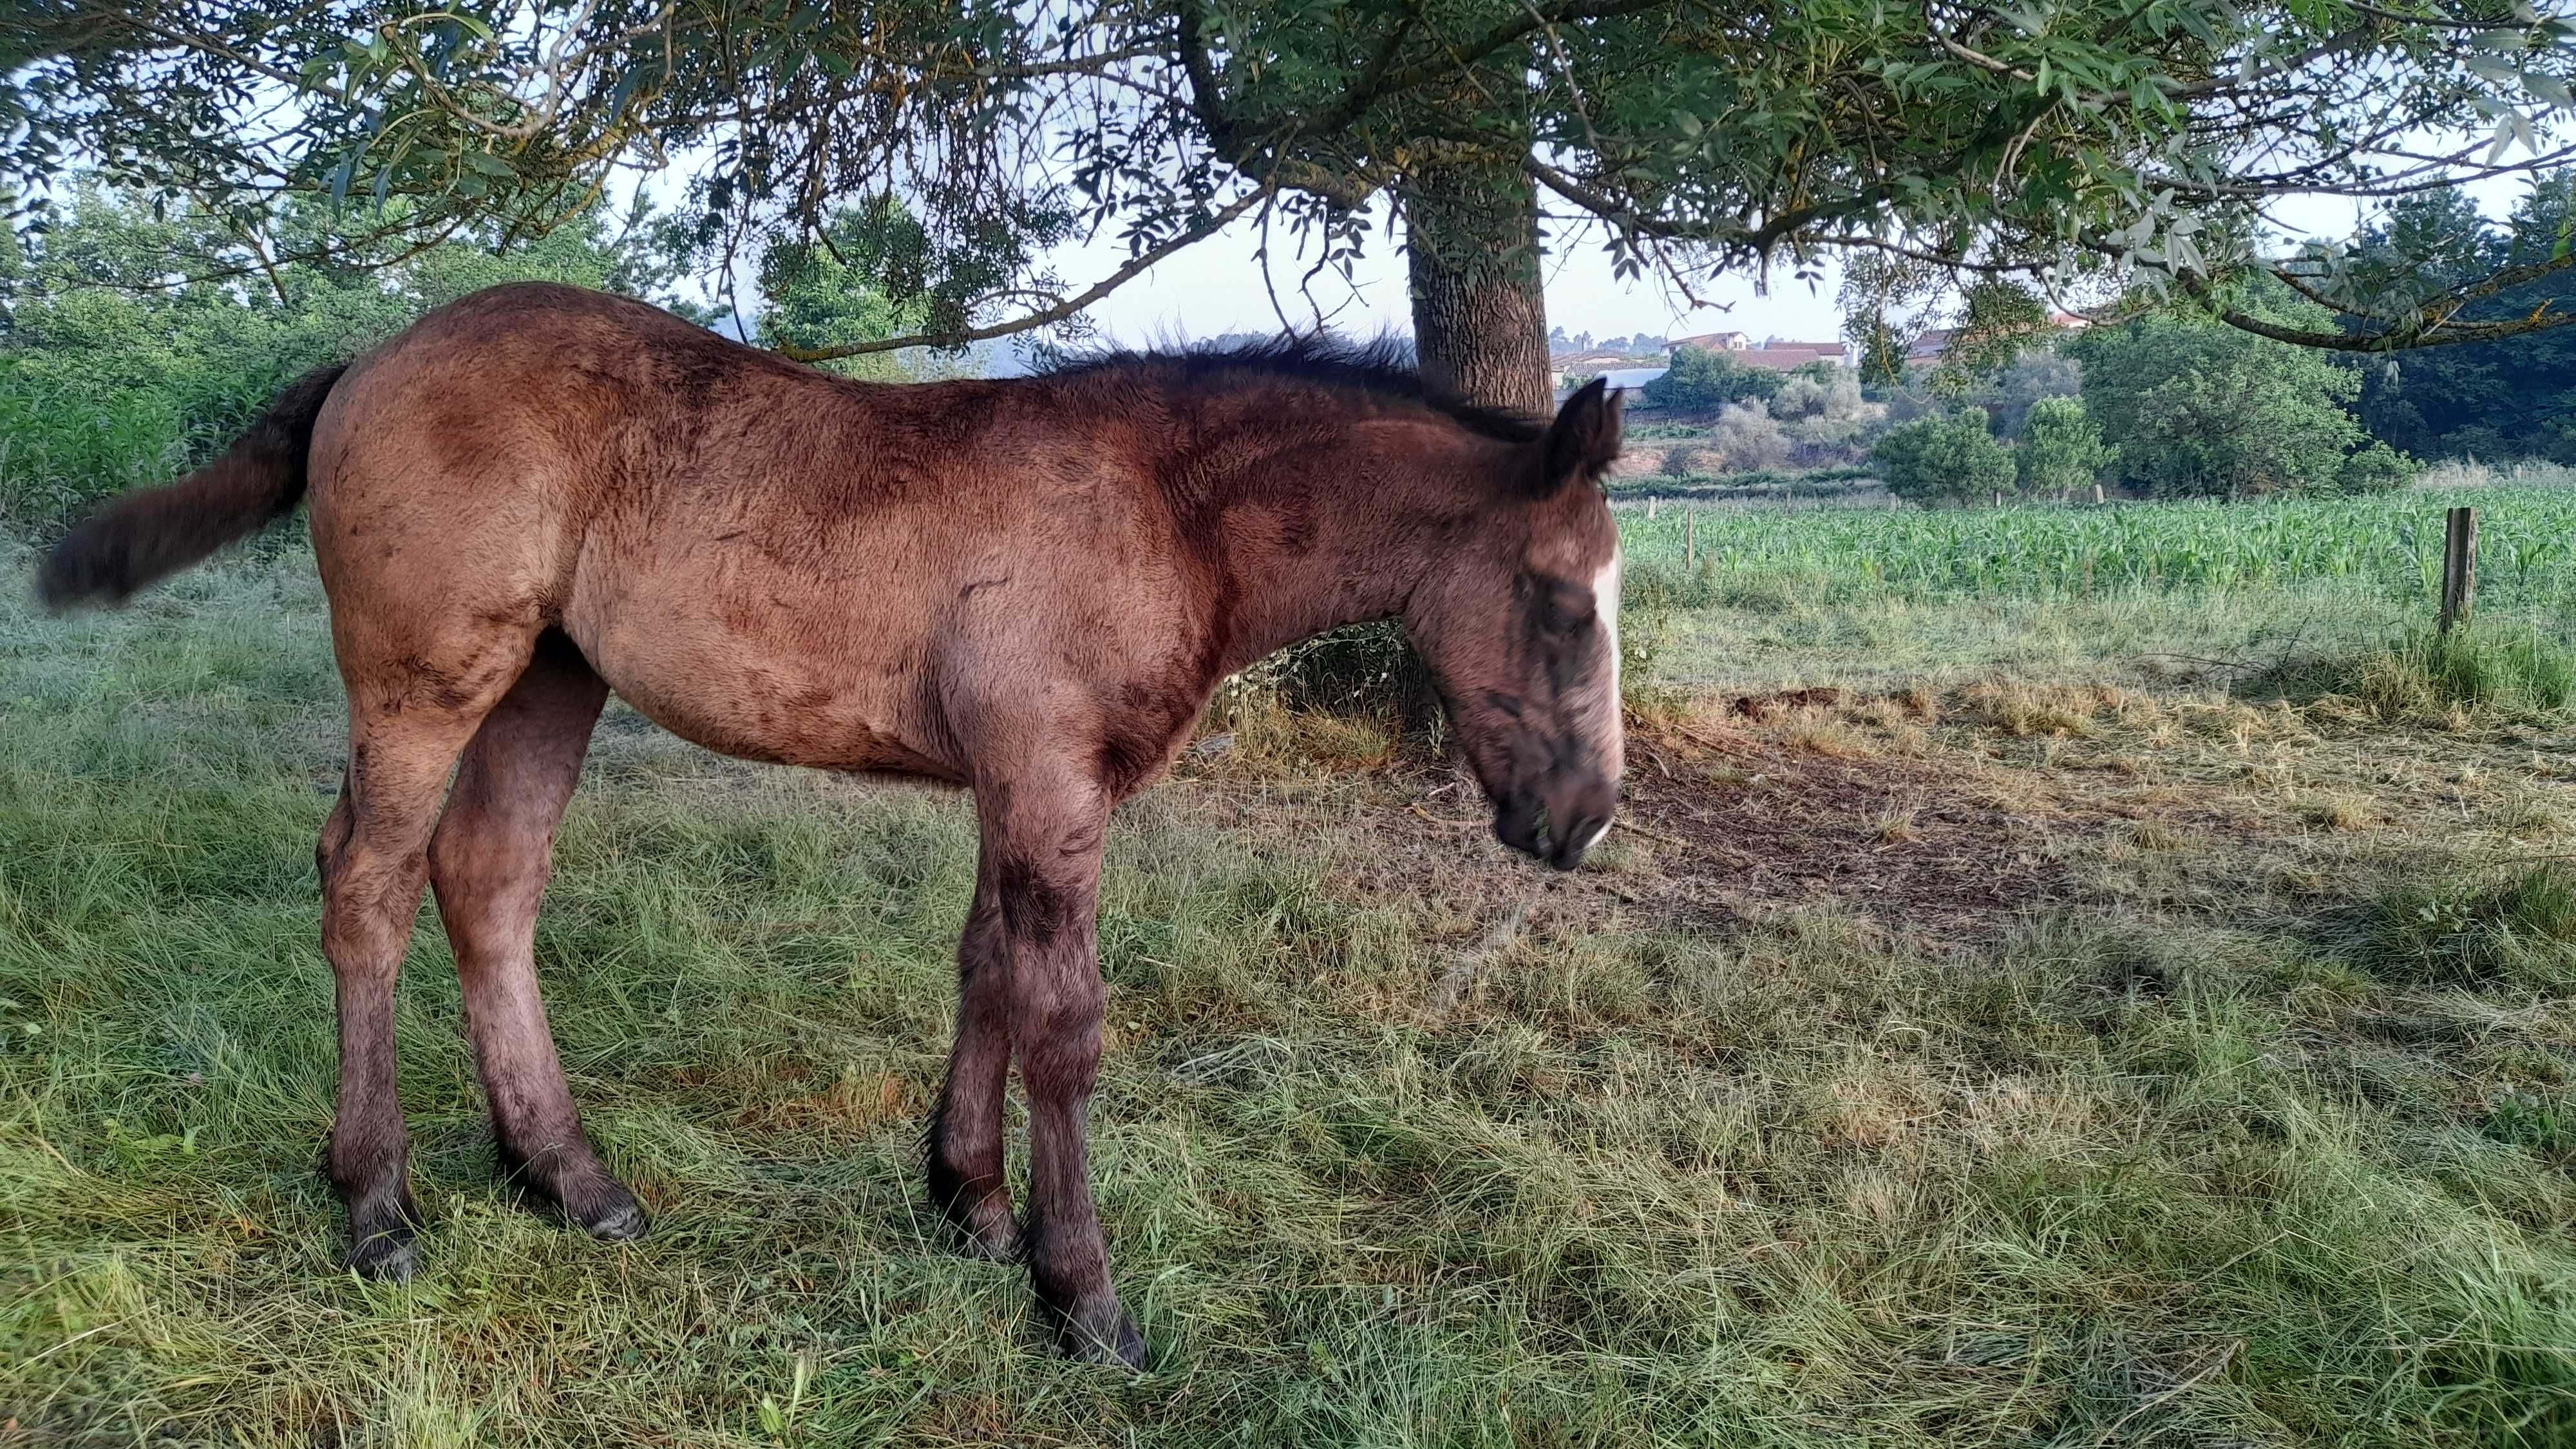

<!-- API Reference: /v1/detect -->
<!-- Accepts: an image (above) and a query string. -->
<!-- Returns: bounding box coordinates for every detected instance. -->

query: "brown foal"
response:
[39,282,1626,1367]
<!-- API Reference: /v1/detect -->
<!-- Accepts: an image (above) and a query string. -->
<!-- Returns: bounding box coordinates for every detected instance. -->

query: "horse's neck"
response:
[1202,484,1431,679]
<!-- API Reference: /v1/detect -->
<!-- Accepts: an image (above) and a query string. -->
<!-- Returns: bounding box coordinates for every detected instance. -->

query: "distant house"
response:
[1662,330,1851,370]
[1551,328,1860,401]
[1905,327,1958,366]
[1735,337,1851,371]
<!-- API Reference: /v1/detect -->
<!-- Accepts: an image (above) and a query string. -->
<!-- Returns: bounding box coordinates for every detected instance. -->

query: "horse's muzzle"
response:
[1492,774,1617,872]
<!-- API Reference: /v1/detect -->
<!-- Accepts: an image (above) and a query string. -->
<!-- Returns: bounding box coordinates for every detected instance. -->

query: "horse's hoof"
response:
[578,1192,649,1243]
[1055,1300,1146,1371]
[509,1154,648,1242]
[951,1204,1022,1262]
[348,1229,422,1282]
[550,1173,648,1242]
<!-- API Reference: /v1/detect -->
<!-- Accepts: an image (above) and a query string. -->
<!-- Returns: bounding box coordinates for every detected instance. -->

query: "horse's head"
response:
[1408,378,1626,871]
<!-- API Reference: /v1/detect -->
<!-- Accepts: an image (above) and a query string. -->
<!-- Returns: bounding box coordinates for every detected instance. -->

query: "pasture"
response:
[5,490,2576,1444]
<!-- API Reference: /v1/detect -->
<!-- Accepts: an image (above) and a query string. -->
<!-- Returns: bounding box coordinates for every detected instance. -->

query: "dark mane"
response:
[1041,334,1548,444]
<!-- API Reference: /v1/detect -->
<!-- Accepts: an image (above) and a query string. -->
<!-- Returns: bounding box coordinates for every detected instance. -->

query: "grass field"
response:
[5,506,2576,1446]
[1618,486,2576,606]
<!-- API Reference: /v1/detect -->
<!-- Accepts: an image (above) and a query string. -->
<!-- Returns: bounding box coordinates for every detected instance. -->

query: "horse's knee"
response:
[426,811,497,905]
[1017,980,1104,1093]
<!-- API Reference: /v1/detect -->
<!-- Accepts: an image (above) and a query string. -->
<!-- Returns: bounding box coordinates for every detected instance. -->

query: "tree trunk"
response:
[1385,153,1553,743]
[1403,162,1555,415]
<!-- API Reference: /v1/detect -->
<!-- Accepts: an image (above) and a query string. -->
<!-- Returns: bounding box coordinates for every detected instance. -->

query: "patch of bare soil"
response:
[1613,721,2086,941]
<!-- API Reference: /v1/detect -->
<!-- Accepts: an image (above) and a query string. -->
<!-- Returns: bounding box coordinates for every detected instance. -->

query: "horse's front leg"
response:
[927,884,1021,1261]
[967,769,1141,1367]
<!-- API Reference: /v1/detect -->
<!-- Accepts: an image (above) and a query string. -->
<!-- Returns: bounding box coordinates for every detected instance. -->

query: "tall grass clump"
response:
[2414,457,2576,491]
[2333,865,2576,990]
[2346,625,2576,721]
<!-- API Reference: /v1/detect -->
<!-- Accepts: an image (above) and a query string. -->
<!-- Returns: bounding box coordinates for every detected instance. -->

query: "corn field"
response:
[1620,487,2576,605]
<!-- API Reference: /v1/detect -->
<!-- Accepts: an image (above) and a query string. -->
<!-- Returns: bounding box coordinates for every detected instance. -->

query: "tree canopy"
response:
[2015,394,2112,497]
[1640,345,1792,413]
[9,1,2576,405]
[2347,172,2576,462]
[0,180,920,518]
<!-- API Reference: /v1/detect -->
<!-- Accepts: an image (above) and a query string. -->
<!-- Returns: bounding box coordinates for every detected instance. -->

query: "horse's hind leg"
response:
[322,640,530,1279]
[427,631,641,1240]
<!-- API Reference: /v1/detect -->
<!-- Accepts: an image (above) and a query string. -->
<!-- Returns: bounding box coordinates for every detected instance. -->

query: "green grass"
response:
[2345,627,2576,720]
[5,536,2576,1444]
[1618,485,2576,606]
[2331,866,2576,992]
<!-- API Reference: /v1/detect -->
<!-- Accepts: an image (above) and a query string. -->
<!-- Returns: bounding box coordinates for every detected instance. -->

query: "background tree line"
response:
[1617,170,2576,504]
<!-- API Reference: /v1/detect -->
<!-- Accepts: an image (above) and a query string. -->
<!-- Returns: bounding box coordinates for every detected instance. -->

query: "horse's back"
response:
[302,283,1197,782]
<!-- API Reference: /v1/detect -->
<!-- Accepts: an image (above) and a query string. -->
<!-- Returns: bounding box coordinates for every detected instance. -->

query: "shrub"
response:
[1872,411,2016,504]
[1712,402,1792,471]
[1642,346,1781,414]
[2016,394,2112,497]
[1662,444,1718,478]
[1965,346,2084,438]
[2339,441,2418,493]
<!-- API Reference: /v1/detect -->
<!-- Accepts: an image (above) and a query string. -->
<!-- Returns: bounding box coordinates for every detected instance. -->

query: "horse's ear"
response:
[1540,377,1624,494]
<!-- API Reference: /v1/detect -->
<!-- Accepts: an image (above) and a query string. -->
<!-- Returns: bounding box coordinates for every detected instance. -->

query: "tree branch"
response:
[770,187,1267,363]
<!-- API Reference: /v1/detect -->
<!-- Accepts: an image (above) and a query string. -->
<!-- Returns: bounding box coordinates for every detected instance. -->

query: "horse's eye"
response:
[1539,582,1594,635]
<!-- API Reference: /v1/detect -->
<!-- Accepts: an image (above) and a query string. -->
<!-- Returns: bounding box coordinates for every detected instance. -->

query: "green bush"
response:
[2339,441,2419,493]
[0,180,741,523]
[2067,290,2404,500]
[1871,411,2016,505]
[2016,394,2112,497]
[1641,346,1783,415]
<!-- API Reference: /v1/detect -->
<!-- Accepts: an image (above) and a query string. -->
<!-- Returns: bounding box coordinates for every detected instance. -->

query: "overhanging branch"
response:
[770,187,1267,363]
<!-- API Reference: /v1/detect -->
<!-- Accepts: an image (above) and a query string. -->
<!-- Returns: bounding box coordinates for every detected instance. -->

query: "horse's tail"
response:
[37,362,349,609]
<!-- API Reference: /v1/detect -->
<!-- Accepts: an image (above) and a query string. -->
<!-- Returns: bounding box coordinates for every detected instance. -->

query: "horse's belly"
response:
[570,610,955,781]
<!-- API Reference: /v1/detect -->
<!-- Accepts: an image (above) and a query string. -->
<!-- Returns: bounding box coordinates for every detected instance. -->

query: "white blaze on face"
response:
[1587,542,1626,847]
[1592,545,1623,705]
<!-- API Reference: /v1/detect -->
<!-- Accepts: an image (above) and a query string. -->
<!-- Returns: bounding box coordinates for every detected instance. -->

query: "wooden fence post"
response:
[2439,506,2477,634]
[2091,482,2105,506]
[1684,508,1697,570]
[1646,495,1658,520]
